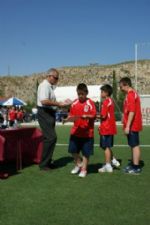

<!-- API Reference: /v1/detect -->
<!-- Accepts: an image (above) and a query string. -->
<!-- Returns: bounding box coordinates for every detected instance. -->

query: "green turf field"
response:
[0,125,149,225]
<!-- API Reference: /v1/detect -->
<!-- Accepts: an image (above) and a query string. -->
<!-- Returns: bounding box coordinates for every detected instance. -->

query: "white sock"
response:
[77,162,83,167]
[112,157,117,164]
[106,163,112,168]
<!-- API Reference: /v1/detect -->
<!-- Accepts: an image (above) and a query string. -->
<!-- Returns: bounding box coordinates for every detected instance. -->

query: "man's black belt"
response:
[37,106,56,115]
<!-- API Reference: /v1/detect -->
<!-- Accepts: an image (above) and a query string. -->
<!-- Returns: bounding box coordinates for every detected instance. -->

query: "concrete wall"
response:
[140,95,150,115]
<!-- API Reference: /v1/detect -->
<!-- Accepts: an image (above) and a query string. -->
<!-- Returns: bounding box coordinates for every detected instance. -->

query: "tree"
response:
[117,90,125,113]
[36,79,39,90]
[112,70,124,121]
[0,88,4,96]
[112,70,117,101]
[33,79,39,106]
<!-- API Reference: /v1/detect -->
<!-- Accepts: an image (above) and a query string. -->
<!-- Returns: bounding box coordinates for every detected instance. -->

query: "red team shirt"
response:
[69,98,96,138]
[123,90,142,131]
[17,111,24,121]
[99,97,117,135]
[8,109,17,121]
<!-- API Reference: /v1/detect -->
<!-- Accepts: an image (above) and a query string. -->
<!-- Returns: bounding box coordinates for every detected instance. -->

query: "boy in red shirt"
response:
[17,108,24,123]
[8,106,17,127]
[119,77,142,174]
[98,84,120,173]
[63,83,96,178]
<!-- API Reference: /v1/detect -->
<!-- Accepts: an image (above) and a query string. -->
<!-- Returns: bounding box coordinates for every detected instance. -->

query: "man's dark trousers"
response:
[37,107,57,169]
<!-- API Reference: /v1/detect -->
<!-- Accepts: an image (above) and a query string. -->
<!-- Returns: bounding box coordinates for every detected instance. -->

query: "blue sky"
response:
[0,0,150,75]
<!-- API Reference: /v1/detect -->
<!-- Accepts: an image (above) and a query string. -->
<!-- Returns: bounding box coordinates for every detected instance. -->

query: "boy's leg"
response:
[105,147,112,164]
[127,131,140,164]
[98,147,113,173]
[106,148,120,168]
[132,146,141,166]
[98,136,113,173]
[72,153,82,166]
[79,137,93,177]
[124,132,141,174]
[68,135,82,174]
[78,156,89,177]
[111,150,120,168]
[70,153,83,174]
[70,153,82,174]
[124,146,141,174]
[81,156,89,171]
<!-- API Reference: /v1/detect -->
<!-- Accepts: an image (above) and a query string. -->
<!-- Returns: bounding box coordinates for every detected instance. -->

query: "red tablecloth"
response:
[0,127,43,168]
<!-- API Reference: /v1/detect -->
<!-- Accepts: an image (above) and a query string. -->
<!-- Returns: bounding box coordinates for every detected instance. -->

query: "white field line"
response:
[56,143,150,148]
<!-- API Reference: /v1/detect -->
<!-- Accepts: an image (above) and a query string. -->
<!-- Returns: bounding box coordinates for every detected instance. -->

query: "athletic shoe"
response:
[71,166,80,174]
[124,167,141,175]
[78,169,87,178]
[78,162,83,168]
[49,163,58,169]
[98,165,113,173]
[111,159,120,168]
[123,164,133,173]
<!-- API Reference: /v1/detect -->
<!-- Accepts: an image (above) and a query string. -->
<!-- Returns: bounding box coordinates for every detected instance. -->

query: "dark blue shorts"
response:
[127,131,140,148]
[68,135,94,157]
[100,135,114,150]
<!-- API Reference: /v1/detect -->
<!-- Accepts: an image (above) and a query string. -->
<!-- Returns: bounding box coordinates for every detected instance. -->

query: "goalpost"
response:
[134,42,150,91]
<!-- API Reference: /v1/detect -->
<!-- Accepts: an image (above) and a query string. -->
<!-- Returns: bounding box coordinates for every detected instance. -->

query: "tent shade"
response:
[2,97,27,106]
[54,85,101,102]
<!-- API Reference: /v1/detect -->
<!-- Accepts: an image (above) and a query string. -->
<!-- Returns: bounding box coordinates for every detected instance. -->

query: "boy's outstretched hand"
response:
[62,115,81,124]
[64,99,73,105]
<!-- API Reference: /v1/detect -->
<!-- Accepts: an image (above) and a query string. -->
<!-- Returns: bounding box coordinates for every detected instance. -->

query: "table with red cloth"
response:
[0,127,43,176]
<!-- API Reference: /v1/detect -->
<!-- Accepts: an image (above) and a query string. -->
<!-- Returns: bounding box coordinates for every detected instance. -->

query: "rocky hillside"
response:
[0,60,150,103]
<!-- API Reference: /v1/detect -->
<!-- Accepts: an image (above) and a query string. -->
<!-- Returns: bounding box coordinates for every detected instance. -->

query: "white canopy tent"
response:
[54,85,101,102]
[2,97,27,106]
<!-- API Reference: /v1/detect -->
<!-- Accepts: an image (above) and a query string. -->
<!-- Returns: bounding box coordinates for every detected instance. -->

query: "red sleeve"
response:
[69,105,74,116]
[101,99,109,118]
[89,100,96,116]
[69,101,77,117]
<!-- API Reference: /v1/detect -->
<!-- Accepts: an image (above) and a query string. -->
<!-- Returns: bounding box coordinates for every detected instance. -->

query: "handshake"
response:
[58,99,73,107]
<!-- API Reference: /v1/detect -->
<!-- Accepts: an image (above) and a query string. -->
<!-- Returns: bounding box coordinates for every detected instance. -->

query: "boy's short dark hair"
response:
[101,84,113,96]
[119,77,132,87]
[77,83,88,94]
